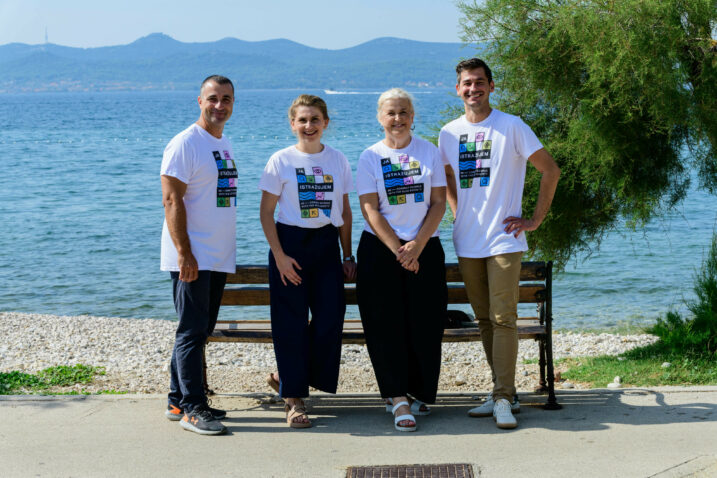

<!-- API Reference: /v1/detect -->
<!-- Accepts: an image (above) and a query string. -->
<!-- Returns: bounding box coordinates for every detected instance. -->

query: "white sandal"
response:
[392,401,417,432]
[385,397,431,416]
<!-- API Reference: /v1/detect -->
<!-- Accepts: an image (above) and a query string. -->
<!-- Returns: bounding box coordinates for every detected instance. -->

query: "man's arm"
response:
[503,148,561,237]
[444,164,457,219]
[161,175,198,282]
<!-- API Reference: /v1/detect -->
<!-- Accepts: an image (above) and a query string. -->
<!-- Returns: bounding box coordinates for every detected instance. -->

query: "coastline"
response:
[0,312,658,394]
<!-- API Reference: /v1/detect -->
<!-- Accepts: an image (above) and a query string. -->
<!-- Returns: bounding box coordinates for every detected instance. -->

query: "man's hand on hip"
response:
[503,216,538,238]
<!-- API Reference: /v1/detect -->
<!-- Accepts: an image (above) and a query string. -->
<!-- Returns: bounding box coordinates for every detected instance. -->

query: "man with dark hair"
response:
[439,58,560,429]
[160,75,237,435]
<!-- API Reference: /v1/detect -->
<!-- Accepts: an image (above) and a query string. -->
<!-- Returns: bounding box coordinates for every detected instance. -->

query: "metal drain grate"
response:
[346,463,474,478]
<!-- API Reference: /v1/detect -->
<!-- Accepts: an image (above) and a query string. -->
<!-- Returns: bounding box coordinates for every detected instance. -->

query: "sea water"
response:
[1,90,715,329]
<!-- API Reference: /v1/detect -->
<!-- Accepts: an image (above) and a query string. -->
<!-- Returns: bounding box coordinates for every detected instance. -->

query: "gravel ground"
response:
[0,312,658,394]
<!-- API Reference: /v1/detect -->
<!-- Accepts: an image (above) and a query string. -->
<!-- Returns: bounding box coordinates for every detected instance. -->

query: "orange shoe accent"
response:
[169,405,182,414]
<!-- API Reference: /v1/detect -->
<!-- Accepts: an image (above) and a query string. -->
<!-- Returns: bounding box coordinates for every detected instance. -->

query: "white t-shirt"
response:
[356,136,447,241]
[160,123,237,273]
[439,110,543,258]
[258,145,353,228]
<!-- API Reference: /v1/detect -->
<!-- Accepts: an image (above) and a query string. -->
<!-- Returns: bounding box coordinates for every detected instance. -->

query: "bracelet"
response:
[343,256,355,262]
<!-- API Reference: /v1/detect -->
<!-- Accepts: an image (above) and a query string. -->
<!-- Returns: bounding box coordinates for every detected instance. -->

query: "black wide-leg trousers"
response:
[356,231,447,404]
[269,222,346,398]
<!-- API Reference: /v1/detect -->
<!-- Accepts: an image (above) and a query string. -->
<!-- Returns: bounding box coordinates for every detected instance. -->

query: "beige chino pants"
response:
[458,251,523,402]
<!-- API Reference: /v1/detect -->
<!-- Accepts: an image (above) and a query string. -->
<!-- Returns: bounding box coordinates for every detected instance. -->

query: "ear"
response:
[489,81,495,92]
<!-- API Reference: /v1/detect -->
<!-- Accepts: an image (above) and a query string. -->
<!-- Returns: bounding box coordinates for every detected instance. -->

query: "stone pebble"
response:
[0,312,658,394]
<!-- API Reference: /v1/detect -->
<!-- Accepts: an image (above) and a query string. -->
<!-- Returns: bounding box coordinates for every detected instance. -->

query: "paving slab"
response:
[1,388,716,478]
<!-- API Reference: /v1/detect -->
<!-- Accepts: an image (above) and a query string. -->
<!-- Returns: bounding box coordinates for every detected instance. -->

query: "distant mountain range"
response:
[0,33,474,92]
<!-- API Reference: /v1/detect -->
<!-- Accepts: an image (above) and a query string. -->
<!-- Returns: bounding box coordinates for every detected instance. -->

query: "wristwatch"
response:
[343,256,355,262]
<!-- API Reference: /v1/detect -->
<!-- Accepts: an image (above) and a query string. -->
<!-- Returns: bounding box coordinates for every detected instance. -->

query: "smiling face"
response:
[290,105,329,149]
[378,98,414,144]
[457,67,495,119]
[197,80,234,137]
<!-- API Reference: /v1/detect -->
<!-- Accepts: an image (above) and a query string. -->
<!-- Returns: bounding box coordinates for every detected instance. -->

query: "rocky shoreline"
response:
[0,312,658,394]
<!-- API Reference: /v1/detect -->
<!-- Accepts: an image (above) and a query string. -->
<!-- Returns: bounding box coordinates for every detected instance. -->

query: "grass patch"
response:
[562,353,717,387]
[0,364,106,395]
[564,233,717,387]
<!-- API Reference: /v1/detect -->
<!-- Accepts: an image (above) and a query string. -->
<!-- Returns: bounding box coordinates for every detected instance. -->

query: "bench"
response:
[208,261,561,409]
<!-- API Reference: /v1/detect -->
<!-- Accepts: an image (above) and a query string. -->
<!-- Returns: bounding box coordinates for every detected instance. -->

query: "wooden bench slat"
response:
[226,261,547,284]
[210,322,546,344]
[220,284,546,306]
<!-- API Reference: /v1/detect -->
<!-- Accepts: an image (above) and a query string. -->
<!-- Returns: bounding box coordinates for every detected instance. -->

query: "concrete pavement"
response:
[1,388,717,477]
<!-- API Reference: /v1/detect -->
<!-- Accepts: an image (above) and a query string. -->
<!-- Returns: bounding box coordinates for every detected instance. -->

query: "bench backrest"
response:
[221,262,550,306]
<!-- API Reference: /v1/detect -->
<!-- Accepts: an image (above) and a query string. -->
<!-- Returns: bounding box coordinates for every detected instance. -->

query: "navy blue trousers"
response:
[357,232,447,404]
[168,270,226,412]
[269,223,346,398]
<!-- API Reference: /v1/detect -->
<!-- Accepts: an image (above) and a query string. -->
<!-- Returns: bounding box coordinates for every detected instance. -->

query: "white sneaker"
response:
[493,398,518,429]
[468,397,520,417]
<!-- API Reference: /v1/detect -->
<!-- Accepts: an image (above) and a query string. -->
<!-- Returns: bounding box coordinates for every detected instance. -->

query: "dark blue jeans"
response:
[168,270,226,412]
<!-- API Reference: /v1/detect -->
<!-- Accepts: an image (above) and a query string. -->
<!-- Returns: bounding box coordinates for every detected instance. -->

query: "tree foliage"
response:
[457,0,717,265]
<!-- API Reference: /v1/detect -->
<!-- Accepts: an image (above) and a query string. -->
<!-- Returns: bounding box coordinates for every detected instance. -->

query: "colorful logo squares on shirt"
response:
[414,192,424,202]
[215,160,224,168]
[409,161,419,169]
[382,164,392,173]
[476,160,482,168]
[460,178,474,189]
[459,134,468,143]
[309,208,319,218]
[316,192,325,200]
[323,175,333,183]
[322,209,331,217]
[212,151,222,160]
[480,177,490,187]
[475,132,484,142]
[312,167,323,175]
[404,177,414,185]
[217,197,234,207]
[399,154,409,163]
[466,142,476,152]
[223,150,231,160]
[459,144,467,153]
[396,195,406,204]
[388,196,398,205]
[301,209,310,218]
[297,175,307,183]
[391,164,401,171]
[307,175,315,183]
[483,140,492,150]
[296,168,305,175]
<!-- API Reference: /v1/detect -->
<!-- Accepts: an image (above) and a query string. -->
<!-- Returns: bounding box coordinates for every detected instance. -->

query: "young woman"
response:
[259,94,356,428]
[356,88,447,432]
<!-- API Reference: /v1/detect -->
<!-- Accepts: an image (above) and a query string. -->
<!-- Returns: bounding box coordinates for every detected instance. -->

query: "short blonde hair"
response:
[288,94,329,121]
[377,88,414,117]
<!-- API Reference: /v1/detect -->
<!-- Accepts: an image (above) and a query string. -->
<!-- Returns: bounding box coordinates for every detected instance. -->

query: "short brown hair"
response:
[200,75,234,94]
[288,94,329,121]
[455,58,493,84]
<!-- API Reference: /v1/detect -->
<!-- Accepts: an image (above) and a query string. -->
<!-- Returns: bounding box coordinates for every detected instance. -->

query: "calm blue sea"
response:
[1,90,715,329]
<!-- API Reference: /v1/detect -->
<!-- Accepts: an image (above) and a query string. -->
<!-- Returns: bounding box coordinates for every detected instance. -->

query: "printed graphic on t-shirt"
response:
[213,150,238,207]
[457,133,492,189]
[381,155,424,205]
[296,167,333,218]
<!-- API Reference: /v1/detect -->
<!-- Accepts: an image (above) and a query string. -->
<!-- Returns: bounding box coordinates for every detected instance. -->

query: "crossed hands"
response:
[396,240,422,274]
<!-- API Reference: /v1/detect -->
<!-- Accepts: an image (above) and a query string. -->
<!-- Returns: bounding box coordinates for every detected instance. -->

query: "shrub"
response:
[646,233,717,356]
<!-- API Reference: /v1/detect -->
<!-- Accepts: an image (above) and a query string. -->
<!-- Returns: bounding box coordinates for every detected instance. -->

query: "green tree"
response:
[456,0,717,265]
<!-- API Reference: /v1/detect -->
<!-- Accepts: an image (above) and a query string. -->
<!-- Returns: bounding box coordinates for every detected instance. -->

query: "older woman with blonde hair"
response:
[356,88,447,432]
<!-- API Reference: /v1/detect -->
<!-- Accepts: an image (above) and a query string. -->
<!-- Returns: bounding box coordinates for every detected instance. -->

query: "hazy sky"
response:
[0,0,463,49]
